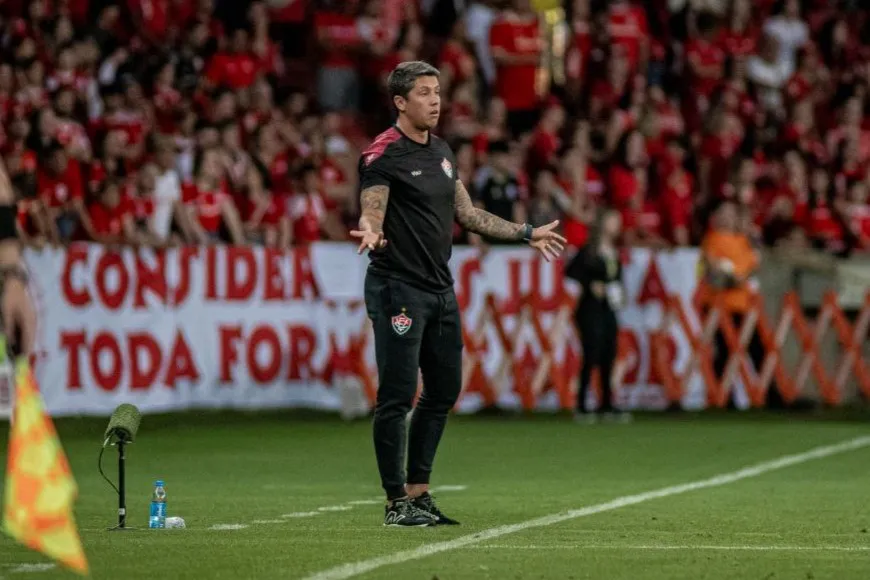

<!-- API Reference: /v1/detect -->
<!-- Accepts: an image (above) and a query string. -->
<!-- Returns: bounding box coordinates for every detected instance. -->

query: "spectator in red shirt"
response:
[252,123,293,199]
[699,110,745,200]
[834,133,867,184]
[180,0,225,41]
[621,191,667,248]
[658,137,695,246]
[555,149,595,248]
[249,2,284,79]
[438,20,477,97]
[589,46,630,124]
[240,164,291,248]
[4,114,38,195]
[565,0,593,98]
[607,0,649,74]
[53,88,92,162]
[218,121,254,199]
[36,142,93,242]
[91,83,148,162]
[205,28,260,91]
[128,0,170,45]
[526,100,565,177]
[489,0,543,137]
[685,12,725,127]
[608,129,647,209]
[183,148,245,245]
[846,179,870,249]
[720,0,758,58]
[124,162,173,246]
[46,43,89,98]
[314,4,362,112]
[776,149,811,224]
[805,164,848,254]
[473,97,509,164]
[288,162,345,245]
[87,178,136,245]
[783,98,825,161]
[152,60,182,134]
[784,46,825,106]
[377,22,425,92]
[309,131,353,214]
[827,97,870,164]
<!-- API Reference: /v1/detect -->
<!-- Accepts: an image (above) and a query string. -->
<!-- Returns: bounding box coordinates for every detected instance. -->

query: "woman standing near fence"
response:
[565,208,630,423]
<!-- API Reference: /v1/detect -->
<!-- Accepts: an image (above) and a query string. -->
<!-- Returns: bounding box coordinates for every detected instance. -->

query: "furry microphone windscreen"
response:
[104,403,142,442]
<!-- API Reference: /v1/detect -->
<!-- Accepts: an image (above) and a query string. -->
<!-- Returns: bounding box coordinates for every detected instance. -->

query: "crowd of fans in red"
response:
[2,0,870,255]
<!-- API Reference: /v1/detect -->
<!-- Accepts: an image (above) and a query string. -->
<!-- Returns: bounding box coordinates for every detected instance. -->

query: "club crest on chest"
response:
[441,158,453,179]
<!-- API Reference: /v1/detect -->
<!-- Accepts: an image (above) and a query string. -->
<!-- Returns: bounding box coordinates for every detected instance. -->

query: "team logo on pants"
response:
[441,158,453,178]
[391,313,413,335]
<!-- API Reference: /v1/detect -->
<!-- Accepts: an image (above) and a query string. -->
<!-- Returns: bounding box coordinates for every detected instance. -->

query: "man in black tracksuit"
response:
[351,61,567,527]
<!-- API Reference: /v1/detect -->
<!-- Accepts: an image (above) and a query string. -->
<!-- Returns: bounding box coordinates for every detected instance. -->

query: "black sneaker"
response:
[412,493,460,525]
[383,498,437,527]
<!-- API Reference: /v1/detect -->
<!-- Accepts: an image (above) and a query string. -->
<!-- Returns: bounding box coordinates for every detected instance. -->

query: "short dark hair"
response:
[387,61,440,100]
[296,161,318,180]
[488,140,510,155]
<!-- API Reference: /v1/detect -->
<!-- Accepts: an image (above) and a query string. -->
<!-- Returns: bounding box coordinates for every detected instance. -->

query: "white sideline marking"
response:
[472,544,870,552]
[318,505,353,512]
[303,436,870,580]
[432,485,468,492]
[282,512,321,518]
[208,524,248,530]
[8,564,56,573]
[252,519,285,524]
[346,500,382,506]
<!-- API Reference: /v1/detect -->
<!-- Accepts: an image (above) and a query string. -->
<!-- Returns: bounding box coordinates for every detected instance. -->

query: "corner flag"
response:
[2,359,89,575]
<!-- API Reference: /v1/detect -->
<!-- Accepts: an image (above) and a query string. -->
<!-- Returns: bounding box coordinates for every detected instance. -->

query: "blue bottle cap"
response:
[155,480,165,487]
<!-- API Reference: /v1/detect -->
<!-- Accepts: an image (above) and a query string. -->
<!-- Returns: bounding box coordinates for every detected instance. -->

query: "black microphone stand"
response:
[102,432,135,531]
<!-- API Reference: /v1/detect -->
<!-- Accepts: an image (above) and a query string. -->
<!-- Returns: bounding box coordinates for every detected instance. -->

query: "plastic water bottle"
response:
[149,480,167,529]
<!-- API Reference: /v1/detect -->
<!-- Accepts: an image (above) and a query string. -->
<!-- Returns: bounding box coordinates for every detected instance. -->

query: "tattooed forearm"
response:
[359,185,389,233]
[454,180,524,240]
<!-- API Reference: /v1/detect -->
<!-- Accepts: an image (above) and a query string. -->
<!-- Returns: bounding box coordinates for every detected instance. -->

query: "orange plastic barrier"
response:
[355,287,870,410]
[658,290,870,408]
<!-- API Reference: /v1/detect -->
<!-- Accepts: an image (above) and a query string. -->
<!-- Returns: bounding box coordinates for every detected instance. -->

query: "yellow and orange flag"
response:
[2,359,89,575]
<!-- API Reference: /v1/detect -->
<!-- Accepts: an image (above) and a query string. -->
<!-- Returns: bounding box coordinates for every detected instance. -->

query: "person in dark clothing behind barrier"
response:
[565,208,631,424]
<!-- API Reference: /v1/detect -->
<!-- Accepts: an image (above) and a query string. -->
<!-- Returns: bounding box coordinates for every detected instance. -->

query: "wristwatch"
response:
[521,223,533,243]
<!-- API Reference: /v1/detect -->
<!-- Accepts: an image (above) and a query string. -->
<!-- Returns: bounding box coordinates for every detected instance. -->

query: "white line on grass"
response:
[208,524,249,531]
[431,485,468,492]
[318,505,353,512]
[252,519,286,524]
[346,500,382,506]
[7,564,57,573]
[282,512,321,518]
[471,544,870,552]
[302,435,870,580]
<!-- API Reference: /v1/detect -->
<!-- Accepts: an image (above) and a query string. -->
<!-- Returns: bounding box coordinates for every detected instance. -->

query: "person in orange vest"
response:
[699,200,780,408]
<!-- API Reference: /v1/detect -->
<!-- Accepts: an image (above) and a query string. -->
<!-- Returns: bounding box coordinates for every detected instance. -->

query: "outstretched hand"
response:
[350,225,388,254]
[529,220,567,262]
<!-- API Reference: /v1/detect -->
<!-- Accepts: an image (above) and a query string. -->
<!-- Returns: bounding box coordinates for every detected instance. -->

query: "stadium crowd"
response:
[1,0,870,255]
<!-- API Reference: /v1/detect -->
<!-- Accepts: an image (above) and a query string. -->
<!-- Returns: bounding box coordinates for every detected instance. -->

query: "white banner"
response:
[23,243,702,416]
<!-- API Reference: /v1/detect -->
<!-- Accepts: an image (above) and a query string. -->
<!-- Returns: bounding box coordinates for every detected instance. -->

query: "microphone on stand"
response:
[100,403,142,531]
[104,403,142,444]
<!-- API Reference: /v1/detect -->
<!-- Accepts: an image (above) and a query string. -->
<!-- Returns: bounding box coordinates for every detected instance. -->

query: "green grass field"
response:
[2,411,870,579]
